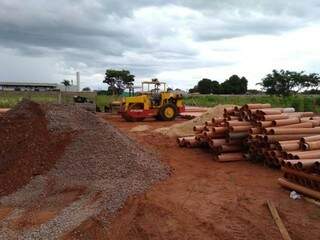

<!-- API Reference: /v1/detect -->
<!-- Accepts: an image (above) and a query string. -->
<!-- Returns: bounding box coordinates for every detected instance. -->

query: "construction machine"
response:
[73,95,97,112]
[120,79,185,121]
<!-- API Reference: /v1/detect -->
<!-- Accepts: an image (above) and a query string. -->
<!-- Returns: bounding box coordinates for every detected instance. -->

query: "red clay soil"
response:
[0,100,71,196]
[69,114,320,240]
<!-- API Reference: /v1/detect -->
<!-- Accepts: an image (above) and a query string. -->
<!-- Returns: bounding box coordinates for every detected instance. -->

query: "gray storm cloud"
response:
[0,0,319,88]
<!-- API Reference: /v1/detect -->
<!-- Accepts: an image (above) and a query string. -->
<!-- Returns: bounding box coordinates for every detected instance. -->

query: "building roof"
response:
[0,82,58,87]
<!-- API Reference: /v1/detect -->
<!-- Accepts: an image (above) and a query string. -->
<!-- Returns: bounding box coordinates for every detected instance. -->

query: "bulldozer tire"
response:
[155,115,163,121]
[159,103,178,121]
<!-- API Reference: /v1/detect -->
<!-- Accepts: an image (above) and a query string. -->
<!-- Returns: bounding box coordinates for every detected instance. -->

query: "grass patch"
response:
[0,93,57,108]
[184,95,320,113]
[0,92,97,108]
[96,95,122,111]
[1,92,320,113]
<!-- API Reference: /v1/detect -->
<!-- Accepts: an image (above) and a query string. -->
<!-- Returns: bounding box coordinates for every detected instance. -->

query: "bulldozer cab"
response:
[141,79,166,107]
[141,79,166,94]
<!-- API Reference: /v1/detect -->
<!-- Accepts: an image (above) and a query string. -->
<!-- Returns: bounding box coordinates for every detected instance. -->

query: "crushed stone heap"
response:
[0,101,169,239]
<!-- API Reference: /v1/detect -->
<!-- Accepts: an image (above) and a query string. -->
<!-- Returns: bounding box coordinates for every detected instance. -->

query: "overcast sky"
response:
[0,0,320,90]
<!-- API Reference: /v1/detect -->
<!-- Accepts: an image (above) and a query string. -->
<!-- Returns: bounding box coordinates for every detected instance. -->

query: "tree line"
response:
[189,70,320,96]
[189,75,248,94]
[101,69,320,96]
[258,70,320,96]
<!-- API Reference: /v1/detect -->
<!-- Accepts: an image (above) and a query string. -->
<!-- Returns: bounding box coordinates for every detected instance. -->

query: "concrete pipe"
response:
[278,140,300,145]
[177,136,196,147]
[248,134,259,139]
[212,117,224,125]
[203,130,214,138]
[226,120,252,127]
[209,132,226,139]
[258,121,273,128]
[227,132,249,140]
[226,116,240,121]
[301,135,320,143]
[278,142,300,151]
[212,127,227,134]
[186,139,201,148]
[193,125,205,132]
[271,118,300,127]
[264,134,314,143]
[224,107,235,114]
[281,160,295,168]
[300,112,315,117]
[177,137,185,147]
[249,128,262,134]
[281,122,313,129]
[295,159,320,170]
[300,117,312,121]
[303,141,320,151]
[257,109,283,115]
[278,177,320,200]
[270,150,282,157]
[219,144,243,153]
[229,125,252,133]
[263,114,289,121]
[208,139,227,147]
[269,127,320,135]
[272,157,282,167]
[281,168,320,184]
[205,121,214,126]
[217,152,245,162]
[300,119,320,127]
[195,135,205,141]
[287,150,320,160]
[282,159,315,169]
[243,103,272,110]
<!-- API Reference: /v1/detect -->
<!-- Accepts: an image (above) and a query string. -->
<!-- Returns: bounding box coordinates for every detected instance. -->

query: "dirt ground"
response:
[1,111,319,239]
[98,114,320,240]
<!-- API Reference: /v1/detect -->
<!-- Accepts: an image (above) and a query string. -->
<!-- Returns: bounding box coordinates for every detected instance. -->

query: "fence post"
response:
[58,91,62,104]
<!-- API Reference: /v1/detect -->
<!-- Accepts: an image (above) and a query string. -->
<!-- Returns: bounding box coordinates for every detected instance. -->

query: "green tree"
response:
[61,79,71,92]
[258,70,320,96]
[103,69,135,95]
[189,85,198,93]
[210,80,220,94]
[240,77,248,93]
[220,75,247,94]
[190,75,247,94]
[197,78,213,94]
[82,87,91,92]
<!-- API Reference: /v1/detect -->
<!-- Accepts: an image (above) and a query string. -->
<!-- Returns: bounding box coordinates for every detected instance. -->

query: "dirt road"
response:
[99,114,320,240]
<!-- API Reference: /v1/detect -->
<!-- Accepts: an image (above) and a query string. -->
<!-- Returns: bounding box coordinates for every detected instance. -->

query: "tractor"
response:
[120,79,185,121]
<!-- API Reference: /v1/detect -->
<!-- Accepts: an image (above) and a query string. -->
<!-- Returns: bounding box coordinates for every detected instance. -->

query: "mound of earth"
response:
[155,105,235,137]
[0,101,169,239]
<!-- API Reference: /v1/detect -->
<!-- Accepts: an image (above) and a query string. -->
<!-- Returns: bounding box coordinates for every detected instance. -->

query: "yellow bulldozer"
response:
[120,79,185,121]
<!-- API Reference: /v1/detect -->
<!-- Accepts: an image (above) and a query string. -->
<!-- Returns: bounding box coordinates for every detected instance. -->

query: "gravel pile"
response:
[0,103,169,239]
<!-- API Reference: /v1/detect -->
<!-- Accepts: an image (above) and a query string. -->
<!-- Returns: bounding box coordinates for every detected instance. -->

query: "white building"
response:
[0,72,81,92]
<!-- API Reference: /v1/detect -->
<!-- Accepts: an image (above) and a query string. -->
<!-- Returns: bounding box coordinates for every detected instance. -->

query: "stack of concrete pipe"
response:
[177,103,320,200]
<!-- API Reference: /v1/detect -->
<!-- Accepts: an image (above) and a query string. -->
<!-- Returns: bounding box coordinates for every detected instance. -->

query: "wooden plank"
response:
[266,200,292,240]
[304,196,320,207]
